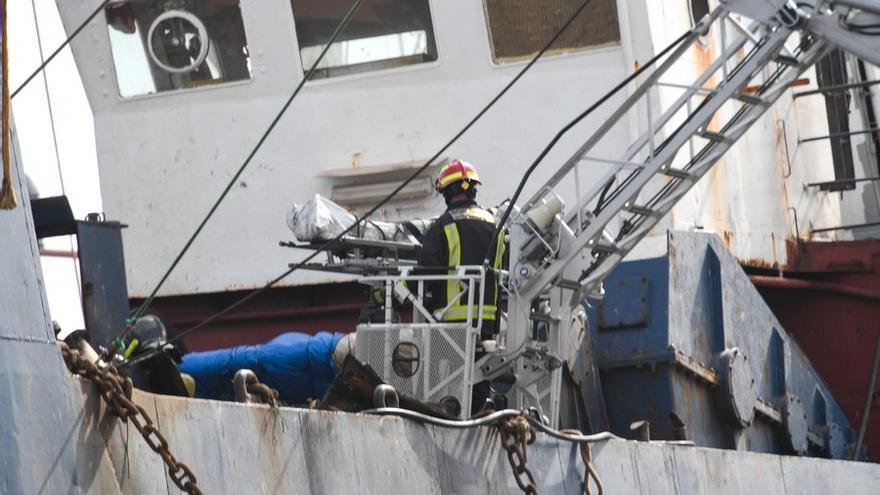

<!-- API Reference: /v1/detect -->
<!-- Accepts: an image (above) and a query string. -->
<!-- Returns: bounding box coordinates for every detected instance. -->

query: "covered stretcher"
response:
[179,331,343,405]
[287,194,432,244]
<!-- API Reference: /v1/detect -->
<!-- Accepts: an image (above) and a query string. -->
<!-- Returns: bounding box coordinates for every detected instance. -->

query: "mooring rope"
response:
[0,0,16,210]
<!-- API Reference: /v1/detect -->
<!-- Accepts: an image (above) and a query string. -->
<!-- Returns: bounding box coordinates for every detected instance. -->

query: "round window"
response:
[148,10,209,74]
[392,342,420,378]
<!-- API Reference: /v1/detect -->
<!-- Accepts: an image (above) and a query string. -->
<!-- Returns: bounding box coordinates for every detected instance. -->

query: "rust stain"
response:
[784,237,877,273]
[770,232,779,269]
[702,159,730,241]
[722,230,733,250]
[692,41,713,73]
[691,39,730,237]
[785,237,803,270]
[738,256,778,271]
[774,119,792,213]
[743,77,810,94]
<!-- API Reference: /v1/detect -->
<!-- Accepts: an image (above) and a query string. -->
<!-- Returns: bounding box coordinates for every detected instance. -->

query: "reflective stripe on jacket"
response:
[417,199,507,326]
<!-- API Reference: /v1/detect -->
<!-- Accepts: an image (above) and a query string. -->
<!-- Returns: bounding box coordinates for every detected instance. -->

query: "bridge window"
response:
[290,0,437,79]
[105,1,252,98]
[483,0,620,63]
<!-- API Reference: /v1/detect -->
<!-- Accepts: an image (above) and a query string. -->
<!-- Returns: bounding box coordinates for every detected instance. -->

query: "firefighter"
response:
[418,159,507,415]
[418,159,507,341]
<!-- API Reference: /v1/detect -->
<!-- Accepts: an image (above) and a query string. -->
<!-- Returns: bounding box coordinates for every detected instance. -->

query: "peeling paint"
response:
[738,256,778,271]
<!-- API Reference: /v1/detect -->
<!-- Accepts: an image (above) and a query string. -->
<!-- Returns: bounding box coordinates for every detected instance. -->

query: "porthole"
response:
[392,342,420,378]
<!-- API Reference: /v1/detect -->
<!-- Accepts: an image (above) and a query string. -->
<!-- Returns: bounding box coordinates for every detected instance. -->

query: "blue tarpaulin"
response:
[179,331,343,405]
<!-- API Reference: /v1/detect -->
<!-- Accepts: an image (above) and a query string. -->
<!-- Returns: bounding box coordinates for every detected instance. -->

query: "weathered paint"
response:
[43,382,880,494]
[751,238,880,460]
[0,124,121,493]
[52,0,879,300]
[785,237,880,273]
[56,0,634,298]
[634,2,880,266]
[590,231,858,458]
[4,117,880,490]
[77,220,130,350]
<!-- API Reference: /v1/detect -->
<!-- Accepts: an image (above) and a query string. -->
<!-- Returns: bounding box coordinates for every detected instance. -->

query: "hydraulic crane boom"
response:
[511,0,880,309]
[344,0,880,428]
[498,0,880,425]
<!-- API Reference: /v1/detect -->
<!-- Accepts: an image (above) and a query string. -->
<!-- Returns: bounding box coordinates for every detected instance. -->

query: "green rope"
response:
[130,0,366,324]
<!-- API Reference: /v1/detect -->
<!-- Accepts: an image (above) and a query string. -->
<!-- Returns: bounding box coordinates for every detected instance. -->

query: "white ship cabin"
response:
[56,0,880,315]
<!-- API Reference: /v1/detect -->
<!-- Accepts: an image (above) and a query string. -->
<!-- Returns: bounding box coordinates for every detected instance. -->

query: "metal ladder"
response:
[510,6,831,304]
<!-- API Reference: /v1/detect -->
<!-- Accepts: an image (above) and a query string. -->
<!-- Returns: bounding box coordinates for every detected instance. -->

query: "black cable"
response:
[839,11,880,36]
[12,0,111,99]
[155,0,599,347]
[844,24,880,35]
[482,29,693,265]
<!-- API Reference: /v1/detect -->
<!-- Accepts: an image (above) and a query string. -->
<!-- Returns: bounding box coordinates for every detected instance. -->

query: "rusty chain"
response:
[499,414,538,494]
[560,429,604,495]
[245,375,279,407]
[59,342,203,495]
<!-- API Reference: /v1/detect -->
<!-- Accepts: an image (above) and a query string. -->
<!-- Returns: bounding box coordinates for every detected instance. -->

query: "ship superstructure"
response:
[56,0,878,314]
[50,0,880,453]
[2,0,880,493]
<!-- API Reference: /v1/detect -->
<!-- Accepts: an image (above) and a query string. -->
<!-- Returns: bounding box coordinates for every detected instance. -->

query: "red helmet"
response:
[435,159,481,192]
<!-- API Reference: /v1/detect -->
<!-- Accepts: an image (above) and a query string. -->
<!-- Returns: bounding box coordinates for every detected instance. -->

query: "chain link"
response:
[59,342,203,495]
[499,414,538,494]
[246,378,279,407]
[560,429,604,495]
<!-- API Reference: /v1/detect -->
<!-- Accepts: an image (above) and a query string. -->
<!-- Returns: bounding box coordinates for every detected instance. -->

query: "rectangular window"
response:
[105,1,252,98]
[816,48,856,191]
[483,0,621,63]
[290,0,437,79]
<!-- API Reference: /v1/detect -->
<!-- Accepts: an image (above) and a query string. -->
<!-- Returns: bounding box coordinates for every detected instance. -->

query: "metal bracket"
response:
[755,397,784,423]
[475,344,563,386]
[805,176,880,191]
[798,127,880,144]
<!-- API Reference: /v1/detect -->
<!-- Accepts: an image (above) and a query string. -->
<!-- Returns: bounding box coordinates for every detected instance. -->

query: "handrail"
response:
[359,265,490,330]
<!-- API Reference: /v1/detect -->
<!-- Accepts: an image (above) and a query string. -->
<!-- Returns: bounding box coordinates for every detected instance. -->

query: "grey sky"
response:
[10,0,102,332]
